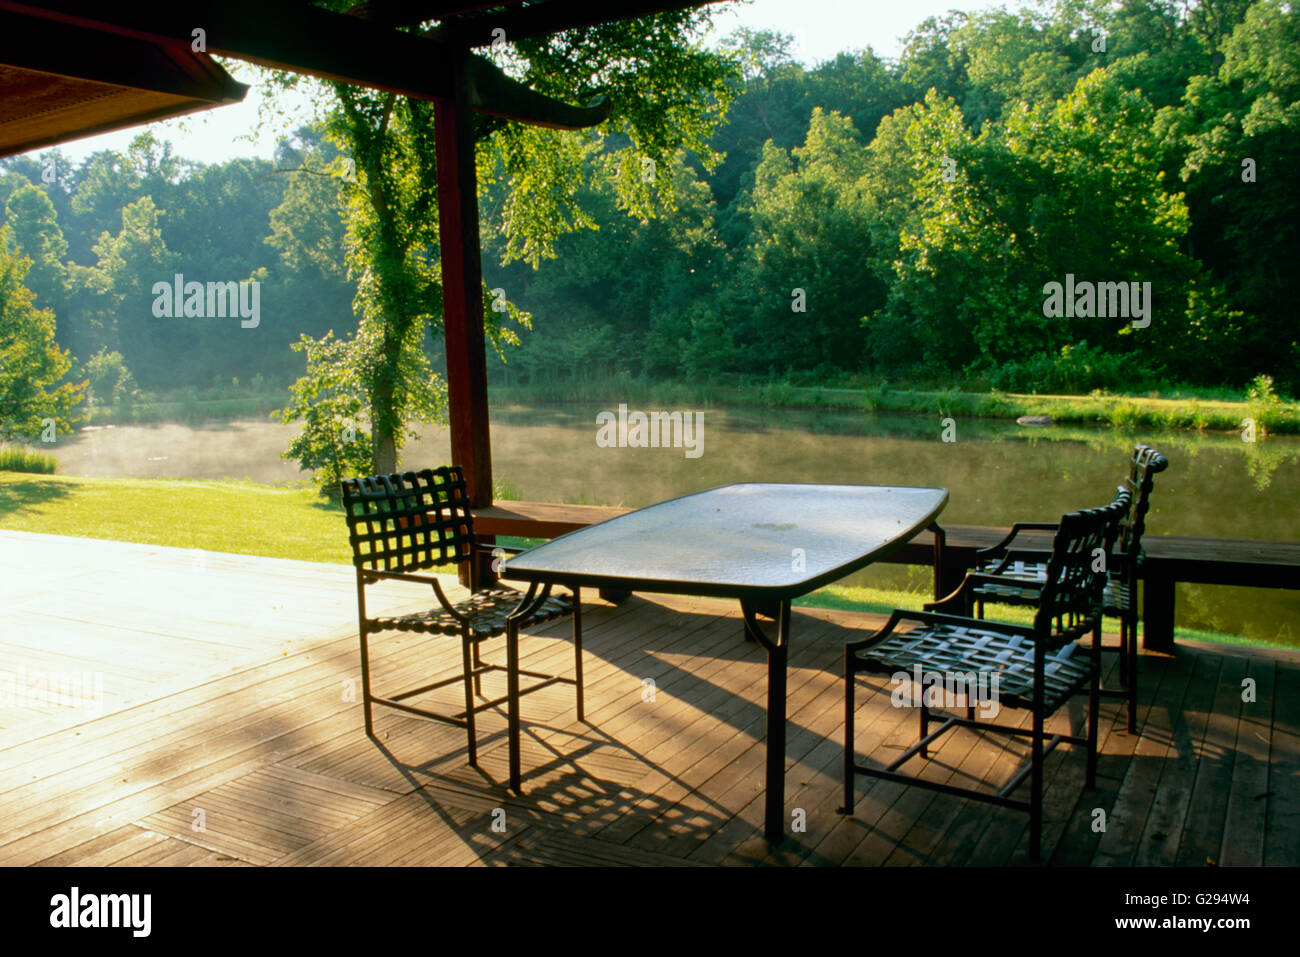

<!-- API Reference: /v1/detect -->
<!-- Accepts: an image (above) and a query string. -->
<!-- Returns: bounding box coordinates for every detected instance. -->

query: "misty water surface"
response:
[49,403,1300,645]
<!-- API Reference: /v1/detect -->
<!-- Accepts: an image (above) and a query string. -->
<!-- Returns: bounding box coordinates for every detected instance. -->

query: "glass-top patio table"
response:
[498,482,949,843]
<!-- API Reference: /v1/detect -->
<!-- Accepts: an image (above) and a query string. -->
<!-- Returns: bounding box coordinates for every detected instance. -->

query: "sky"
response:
[38,0,1011,167]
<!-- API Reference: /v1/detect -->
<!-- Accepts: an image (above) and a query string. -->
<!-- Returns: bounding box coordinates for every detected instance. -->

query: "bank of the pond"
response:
[491,380,1300,435]
[80,392,286,426]
[71,378,1300,434]
[1,473,1288,651]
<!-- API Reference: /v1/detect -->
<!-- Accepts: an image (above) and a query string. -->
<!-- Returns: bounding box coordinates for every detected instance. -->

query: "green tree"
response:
[83,347,137,405]
[484,149,723,382]
[0,227,84,441]
[262,128,359,384]
[276,330,379,488]
[705,30,909,221]
[1164,0,1300,388]
[265,132,348,281]
[270,6,739,475]
[67,133,187,264]
[4,183,70,320]
[862,70,1200,377]
[998,68,1194,369]
[860,89,991,372]
[899,11,972,105]
[71,196,178,384]
[724,108,883,374]
[707,29,811,213]
[957,7,1084,127]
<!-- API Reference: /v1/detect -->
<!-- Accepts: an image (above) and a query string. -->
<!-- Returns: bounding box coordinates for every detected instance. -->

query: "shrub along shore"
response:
[490,376,1299,435]
[58,373,1298,434]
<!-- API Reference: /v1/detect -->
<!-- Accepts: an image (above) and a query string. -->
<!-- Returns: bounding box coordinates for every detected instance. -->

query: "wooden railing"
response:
[472,501,1300,653]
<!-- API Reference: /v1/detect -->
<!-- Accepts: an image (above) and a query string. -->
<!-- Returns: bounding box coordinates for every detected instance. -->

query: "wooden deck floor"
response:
[2,529,1296,867]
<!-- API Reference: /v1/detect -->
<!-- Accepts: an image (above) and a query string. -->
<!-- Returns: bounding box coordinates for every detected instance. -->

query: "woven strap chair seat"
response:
[977,558,1048,582]
[971,558,1047,604]
[371,586,572,639]
[971,581,1043,604]
[852,622,1095,713]
[973,569,1132,618]
[1102,579,1132,615]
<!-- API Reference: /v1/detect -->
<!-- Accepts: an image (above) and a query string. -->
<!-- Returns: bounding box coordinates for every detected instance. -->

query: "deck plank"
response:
[1090,650,1198,865]
[1,531,1295,868]
[1175,654,1252,867]
[1130,652,1222,865]
[1264,663,1300,867]
[1218,657,1275,866]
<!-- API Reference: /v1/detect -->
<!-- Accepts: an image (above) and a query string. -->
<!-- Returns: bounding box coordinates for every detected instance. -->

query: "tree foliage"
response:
[262,4,740,478]
[1,0,1295,439]
[0,228,84,440]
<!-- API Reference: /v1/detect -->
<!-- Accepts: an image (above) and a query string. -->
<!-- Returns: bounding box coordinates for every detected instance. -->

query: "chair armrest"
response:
[474,542,526,557]
[905,607,1036,638]
[429,577,470,626]
[974,522,1060,559]
[924,571,1041,614]
[844,607,912,655]
[358,568,444,586]
[357,567,472,625]
[846,605,1036,657]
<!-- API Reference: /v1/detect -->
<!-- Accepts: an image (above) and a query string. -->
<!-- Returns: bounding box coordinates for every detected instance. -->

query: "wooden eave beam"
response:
[434,0,728,46]
[0,9,249,157]
[0,10,245,101]
[467,55,609,128]
[0,0,457,98]
[3,0,611,128]
[348,0,520,27]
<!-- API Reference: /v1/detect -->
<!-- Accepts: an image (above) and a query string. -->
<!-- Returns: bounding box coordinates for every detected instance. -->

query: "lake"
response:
[50,402,1300,645]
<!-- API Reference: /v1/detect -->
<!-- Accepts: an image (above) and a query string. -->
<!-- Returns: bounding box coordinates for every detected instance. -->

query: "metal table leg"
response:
[742,598,791,844]
[505,582,542,794]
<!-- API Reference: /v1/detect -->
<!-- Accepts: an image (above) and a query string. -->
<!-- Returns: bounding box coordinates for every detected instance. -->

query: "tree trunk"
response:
[373,429,397,475]
[371,374,398,474]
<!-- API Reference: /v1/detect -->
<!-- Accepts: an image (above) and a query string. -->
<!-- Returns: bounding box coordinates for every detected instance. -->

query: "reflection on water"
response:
[1244,440,1292,491]
[49,403,1300,645]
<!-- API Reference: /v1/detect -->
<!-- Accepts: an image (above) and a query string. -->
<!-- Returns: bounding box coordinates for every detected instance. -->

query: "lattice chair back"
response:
[1034,493,1130,644]
[1101,484,1132,556]
[1118,444,1168,563]
[341,467,475,577]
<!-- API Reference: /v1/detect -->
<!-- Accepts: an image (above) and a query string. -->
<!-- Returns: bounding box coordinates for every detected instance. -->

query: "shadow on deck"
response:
[2,531,1295,867]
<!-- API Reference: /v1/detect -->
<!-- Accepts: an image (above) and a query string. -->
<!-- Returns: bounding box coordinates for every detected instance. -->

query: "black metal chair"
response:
[964,444,1168,732]
[842,493,1128,860]
[341,466,582,768]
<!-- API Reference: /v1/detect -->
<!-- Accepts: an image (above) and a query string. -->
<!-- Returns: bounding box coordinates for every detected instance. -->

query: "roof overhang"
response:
[0,1,728,155]
[0,7,247,158]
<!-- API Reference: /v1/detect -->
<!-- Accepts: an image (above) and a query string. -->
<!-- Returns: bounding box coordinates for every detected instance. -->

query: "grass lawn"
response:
[795,582,1275,649]
[0,472,1283,649]
[0,472,353,564]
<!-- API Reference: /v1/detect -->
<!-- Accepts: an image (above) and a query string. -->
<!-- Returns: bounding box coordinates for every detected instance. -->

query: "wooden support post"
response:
[435,51,495,585]
[1142,565,1176,653]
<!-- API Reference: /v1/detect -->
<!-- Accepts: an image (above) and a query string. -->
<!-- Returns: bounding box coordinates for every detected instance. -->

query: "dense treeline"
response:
[2,0,1297,418]
[486,0,1299,394]
[0,128,354,400]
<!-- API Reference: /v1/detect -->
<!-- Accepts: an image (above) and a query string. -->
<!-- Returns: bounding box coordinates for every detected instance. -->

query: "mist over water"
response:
[47,404,1300,645]
[56,420,307,483]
